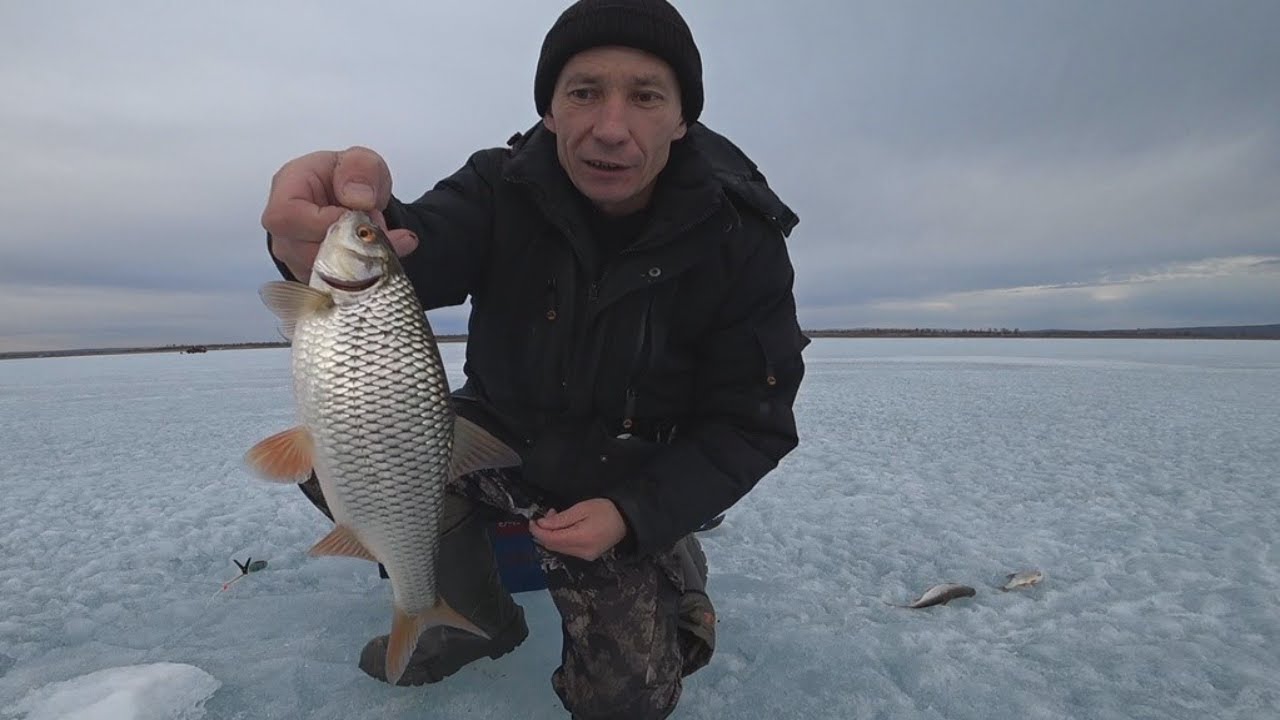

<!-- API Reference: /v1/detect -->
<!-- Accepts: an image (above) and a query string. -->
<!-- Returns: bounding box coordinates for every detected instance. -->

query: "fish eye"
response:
[356,225,377,243]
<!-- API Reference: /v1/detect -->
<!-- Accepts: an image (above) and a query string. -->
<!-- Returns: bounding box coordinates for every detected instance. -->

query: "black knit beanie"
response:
[534,0,703,123]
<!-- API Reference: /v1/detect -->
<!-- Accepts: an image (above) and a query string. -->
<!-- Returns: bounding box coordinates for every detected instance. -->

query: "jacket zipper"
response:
[587,199,725,315]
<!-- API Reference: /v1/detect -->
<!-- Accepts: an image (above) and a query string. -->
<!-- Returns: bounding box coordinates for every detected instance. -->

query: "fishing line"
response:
[143,557,273,660]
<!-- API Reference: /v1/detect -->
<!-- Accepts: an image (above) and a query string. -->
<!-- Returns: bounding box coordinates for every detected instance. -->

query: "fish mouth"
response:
[318,272,380,292]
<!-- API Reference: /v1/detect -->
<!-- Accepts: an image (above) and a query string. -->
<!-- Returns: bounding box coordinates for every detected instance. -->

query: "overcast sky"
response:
[2,0,1277,351]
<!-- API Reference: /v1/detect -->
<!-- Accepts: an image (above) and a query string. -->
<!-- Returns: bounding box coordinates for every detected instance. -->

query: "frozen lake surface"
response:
[2,338,1277,719]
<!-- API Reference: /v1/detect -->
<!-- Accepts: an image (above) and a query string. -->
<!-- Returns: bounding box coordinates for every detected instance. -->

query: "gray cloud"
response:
[804,255,1279,331]
[0,281,472,354]
[1,0,1277,351]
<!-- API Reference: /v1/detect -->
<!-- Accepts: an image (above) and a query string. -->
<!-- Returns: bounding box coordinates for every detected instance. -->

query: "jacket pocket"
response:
[752,321,809,389]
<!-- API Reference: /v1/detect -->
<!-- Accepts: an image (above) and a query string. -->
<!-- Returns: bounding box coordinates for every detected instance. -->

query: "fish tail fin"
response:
[384,598,491,685]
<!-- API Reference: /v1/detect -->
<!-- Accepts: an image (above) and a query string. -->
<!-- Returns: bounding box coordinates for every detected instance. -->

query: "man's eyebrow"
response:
[561,71,673,88]
[561,71,602,85]
[631,73,669,88]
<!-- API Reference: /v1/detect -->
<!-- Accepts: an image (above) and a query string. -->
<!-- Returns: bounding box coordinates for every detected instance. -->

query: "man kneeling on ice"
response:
[258,1,806,717]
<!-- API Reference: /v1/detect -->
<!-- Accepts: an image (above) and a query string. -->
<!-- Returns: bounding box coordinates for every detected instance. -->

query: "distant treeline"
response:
[805,324,1280,340]
[0,336,469,361]
[2,325,1275,361]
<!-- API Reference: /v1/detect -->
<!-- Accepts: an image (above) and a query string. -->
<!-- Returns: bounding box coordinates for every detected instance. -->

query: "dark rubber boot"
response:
[674,534,715,677]
[357,493,529,686]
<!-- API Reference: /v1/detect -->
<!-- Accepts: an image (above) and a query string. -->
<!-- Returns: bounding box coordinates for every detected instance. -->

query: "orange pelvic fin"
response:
[309,525,377,562]
[244,425,314,483]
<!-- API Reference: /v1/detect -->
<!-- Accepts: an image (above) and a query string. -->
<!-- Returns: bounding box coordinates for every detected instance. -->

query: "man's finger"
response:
[530,513,581,540]
[334,146,393,211]
[533,515,578,532]
[530,531,586,559]
[262,152,342,238]
[536,506,585,531]
[529,521,609,561]
[368,210,420,257]
[267,150,337,200]
[386,230,419,257]
[529,522,568,548]
[263,200,346,245]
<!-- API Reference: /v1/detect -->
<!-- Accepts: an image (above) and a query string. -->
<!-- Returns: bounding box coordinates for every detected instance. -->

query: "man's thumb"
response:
[386,229,418,257]
[334,146,394,210]
[340,182,376,210]
[537,508,577,530]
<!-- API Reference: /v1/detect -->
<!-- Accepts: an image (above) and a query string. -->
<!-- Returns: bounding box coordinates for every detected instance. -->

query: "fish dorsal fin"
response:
[244,425,314,483]
[309,525,377,562]
[449,416,523,480]
[259,281,332,341]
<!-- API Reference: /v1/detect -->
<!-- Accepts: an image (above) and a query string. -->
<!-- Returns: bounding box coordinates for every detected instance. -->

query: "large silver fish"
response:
[245,210,520,684]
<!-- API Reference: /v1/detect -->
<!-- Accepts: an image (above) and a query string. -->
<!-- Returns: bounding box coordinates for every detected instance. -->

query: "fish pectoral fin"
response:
[384,599,491,685]
[258,281,332,340]
[449,416,523,480]
[244,426,314,483]
[308,525,377,562]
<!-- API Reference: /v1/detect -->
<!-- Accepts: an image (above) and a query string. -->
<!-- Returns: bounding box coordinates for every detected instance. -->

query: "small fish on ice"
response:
[1000,569,1045,592]
[886,583,977,609]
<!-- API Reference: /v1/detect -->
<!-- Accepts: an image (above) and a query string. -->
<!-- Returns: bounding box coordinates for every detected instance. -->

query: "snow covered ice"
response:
[7,663,218,720]
[1,338,1277,719]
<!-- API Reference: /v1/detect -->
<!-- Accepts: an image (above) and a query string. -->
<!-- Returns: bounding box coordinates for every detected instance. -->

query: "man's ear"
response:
[543,113,557,133]
[673,120,687,141]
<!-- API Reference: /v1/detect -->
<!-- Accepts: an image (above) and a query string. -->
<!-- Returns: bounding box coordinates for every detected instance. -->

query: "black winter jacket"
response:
[279,123,808,557]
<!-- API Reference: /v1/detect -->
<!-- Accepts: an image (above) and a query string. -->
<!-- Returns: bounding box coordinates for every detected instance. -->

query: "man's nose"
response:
[592,95,629,144]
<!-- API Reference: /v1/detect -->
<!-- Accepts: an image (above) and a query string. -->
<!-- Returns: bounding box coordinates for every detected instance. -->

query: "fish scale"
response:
[294,270,453,612]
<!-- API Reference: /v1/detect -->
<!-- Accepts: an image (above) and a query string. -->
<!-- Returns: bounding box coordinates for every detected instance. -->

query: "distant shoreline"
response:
[2,325,1276,361]
[805,326,1280,340]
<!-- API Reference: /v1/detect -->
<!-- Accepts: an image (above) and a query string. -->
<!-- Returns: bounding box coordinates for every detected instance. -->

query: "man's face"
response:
[543,46,688,216]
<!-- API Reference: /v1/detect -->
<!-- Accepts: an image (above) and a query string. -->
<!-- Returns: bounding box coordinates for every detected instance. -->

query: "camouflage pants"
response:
[454,468,698,720]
